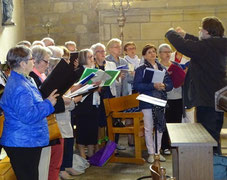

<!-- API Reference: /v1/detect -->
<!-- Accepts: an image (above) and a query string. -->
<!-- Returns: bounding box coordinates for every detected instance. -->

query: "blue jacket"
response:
[0,71,54,147]
[133,60,173,109]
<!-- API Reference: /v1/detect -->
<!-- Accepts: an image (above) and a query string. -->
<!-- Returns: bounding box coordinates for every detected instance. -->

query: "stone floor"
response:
[76,135,172,180]
[1,128,227,180]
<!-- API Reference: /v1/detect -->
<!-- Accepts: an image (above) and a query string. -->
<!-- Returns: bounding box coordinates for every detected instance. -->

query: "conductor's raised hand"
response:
[175,27,186,37]
[47,89,59,106]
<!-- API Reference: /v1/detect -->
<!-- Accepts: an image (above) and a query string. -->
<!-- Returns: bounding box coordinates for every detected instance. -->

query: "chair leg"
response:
[134,134,142,159]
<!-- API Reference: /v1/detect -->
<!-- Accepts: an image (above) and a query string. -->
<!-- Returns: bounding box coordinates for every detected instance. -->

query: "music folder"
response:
[168,62,186,88]
[65,84,99,98]
[40,59,83,98]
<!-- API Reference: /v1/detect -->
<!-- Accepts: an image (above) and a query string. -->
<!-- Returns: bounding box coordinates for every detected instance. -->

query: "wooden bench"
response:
[104,93,145,164]
[0,156,16,180]
[167,123,217,180]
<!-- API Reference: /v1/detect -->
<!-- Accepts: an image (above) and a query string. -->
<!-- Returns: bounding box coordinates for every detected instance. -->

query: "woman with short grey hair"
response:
[78,49,94,67]
[29,45,52,88]
[0,45,58,180]
[90,43,106,56]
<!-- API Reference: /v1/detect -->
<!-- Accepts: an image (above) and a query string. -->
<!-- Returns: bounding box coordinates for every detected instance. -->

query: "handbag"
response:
[0,115,4,138]
[47,114,62,141]
[215,86,227,112]
[89,140,116,166]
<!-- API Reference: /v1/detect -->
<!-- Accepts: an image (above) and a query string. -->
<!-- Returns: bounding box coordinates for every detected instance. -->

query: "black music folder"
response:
[40,59,83,98]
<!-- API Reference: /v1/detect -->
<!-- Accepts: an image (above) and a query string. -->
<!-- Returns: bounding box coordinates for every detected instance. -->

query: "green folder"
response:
[79,68,120,86]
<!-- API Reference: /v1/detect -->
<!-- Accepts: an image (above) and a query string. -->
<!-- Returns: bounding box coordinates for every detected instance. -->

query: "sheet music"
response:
[151,69,165,83]
[143,68,165,83]
[136,94,167,107]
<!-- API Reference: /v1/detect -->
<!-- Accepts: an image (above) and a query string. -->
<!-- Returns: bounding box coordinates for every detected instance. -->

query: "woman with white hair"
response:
[90,43,117,147]
[65,41,77,52]
[105,38,134,150]
[41,37,55,47]
[32,40,45,47]
[158,43,183,155]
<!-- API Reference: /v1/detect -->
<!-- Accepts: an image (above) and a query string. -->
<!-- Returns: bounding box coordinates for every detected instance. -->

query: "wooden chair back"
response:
[103,93,145,164]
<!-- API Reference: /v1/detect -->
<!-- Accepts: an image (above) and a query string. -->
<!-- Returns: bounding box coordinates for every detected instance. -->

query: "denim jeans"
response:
[196,106,224,155]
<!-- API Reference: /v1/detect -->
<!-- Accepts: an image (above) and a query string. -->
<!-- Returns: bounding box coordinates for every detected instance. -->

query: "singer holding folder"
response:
[133,44,173,164]
[73,49,100,159]
[0,46,59,180]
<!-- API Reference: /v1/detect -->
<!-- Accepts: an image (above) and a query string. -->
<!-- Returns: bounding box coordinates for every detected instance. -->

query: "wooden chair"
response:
[104,93,145,164]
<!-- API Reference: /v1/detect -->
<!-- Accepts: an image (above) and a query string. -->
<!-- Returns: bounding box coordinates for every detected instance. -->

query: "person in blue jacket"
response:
[133,44,173,164]
[0,46,59,180]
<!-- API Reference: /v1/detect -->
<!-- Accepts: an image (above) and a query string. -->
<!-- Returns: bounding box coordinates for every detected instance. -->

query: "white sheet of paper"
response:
[152,69,165,83]
[136,94,167,107]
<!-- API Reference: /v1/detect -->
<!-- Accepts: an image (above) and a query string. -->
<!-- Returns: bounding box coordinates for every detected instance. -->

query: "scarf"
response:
[124,55,140,69]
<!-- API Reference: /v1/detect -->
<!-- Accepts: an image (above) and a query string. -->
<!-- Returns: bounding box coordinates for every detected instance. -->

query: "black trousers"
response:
[60,138,74,171]
[4,146,42,180]
[196,106,224,155]
[161,99,183,150]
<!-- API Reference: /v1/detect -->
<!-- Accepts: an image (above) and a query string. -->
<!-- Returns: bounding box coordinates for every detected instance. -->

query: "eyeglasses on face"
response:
[96,50,106,54]
[160,51,172,54]
[42,59,49,64]
[126,47,136,51]
[87,55,93,59]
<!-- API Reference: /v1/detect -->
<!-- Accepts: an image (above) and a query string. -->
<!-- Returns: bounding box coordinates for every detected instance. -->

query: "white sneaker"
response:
[59,171,74,180]
[159,154,166,162]
[116,144,126,150]
[163,149,171,155]
[147,154,154,163]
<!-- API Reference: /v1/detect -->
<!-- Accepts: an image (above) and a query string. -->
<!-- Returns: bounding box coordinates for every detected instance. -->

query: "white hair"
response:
[90,43,106,55]
[65,41,76,46]
[32,40,45,47]
[41,37,55,46]
[47,46,63,59]
[158,43,172,53]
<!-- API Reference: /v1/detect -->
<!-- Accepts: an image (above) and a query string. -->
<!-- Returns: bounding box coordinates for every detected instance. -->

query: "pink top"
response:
[33,68,47,82]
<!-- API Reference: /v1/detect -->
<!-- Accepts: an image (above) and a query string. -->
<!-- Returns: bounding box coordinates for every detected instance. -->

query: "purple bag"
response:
[89,140,116,166]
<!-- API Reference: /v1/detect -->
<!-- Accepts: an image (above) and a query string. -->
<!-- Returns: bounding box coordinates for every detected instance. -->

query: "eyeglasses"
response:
[126,47,136,51]
[87,55,93,59]
[160,51,172,54]
[112,46,121,49]
[96,50,106,54]
[42,59,49,64]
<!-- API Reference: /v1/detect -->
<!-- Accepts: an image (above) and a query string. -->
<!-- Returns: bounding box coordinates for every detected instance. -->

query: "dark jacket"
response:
[133,60,173,109]
[166,30,227,108]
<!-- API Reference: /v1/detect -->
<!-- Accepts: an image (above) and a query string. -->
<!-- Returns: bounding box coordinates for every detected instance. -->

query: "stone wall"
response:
[24,0,227,54]
[24,0,99,48]
[97,0,227,55]
[0,0,25,62]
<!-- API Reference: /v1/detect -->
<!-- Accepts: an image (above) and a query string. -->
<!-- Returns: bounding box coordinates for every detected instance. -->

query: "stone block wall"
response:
[24,0,227,55]
[98,0,227,56]
[24,0,99,48]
